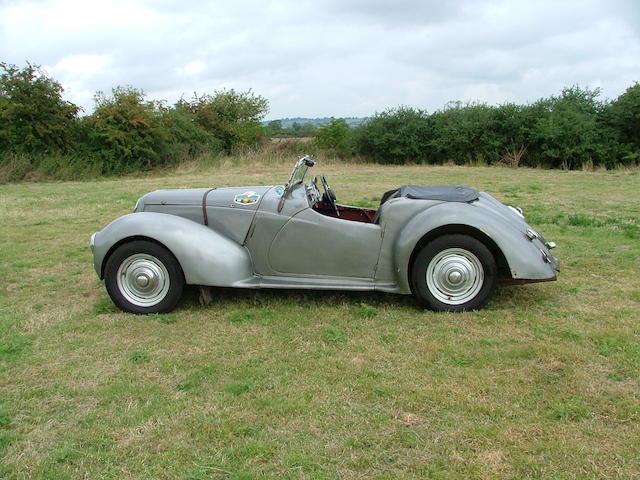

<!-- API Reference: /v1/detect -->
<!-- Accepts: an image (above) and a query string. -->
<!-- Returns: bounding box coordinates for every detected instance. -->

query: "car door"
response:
[267,208,383,278]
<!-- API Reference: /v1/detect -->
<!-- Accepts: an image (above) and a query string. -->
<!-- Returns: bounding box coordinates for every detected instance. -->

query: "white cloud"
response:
[39,54,111,112]
[176,60,206,76]
[47,54,111,78]
[1,0,638,118]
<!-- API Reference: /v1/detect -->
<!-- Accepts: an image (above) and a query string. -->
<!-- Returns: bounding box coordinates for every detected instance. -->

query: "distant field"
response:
[1,161,639,479]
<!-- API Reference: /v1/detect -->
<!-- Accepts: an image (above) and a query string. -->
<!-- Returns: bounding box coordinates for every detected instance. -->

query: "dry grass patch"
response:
[0,162,639,479]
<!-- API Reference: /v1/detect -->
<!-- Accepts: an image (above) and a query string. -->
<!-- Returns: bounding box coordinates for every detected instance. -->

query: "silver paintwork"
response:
[389,194,558,293]
[425,248,483,305]
[91,157,559,300]
[117,253,170,307]
[136,186,271,245]
[92,212,253,287]
[268,208,382,278]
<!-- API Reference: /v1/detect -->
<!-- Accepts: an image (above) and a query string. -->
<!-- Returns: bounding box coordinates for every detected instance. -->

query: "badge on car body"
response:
[234,191,260,205]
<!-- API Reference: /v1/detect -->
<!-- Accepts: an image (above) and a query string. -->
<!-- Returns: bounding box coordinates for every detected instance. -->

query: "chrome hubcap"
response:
[426,248,484,305]
[448,271,462,283]
[117,254,170,307]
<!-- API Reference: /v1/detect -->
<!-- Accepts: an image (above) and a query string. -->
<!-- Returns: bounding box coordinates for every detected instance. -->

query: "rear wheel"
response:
[104,240,184,314]
[411,234,497,312]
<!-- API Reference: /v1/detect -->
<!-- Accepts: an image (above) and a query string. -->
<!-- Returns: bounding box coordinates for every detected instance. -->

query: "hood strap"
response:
[202,188,217,226]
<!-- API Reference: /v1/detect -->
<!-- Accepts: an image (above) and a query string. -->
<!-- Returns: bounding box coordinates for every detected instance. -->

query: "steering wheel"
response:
[320,175,339,217]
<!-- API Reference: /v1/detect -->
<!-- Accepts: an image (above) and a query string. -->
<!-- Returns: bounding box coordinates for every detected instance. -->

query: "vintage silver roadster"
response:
[91,155,559,314]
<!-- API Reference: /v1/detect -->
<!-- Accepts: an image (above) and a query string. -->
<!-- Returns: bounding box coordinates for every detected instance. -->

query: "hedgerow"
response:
[1,60,638,182]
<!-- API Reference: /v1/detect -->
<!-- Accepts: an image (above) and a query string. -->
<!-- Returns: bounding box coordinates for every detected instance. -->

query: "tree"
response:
[296,122,317,137]
[267,119,283,135]
[490,103,531,166]
[529,86,609,168]
[354,107,433,164]
[82,86,165,173]
[429,102,498,165]
[177,89,269,153]
[314,118,353,155]
[157,106,222,159]
[607,82,640,162]
[0,62,79,155]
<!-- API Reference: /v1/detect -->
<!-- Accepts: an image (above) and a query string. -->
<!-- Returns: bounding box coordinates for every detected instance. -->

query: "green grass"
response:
[1,160,639,478]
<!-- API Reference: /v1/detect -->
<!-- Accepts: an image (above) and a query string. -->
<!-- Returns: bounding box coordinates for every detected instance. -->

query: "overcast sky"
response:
[1,0,638,119]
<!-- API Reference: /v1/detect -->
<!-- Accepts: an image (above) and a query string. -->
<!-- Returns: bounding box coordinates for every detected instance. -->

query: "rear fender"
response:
[394,203,557,292]
[92,213,253,287]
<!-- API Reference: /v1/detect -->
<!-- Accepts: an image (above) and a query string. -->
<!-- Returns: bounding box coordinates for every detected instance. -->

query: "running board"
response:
[230,275,401,293]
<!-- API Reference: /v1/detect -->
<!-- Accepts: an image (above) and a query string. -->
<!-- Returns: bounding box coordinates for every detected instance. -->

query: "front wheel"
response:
[411,234,497,312]
[104,240,184,314]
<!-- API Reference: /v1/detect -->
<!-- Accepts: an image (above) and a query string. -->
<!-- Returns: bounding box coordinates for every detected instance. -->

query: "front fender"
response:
[92,212,253,287]
[394,201,557,292]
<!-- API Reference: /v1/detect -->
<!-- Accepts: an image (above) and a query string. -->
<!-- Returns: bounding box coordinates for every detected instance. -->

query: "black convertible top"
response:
[380,185,479,205]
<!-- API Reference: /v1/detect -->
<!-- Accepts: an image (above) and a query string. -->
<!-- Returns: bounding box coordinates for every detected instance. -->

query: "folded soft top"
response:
[380,185,479,205]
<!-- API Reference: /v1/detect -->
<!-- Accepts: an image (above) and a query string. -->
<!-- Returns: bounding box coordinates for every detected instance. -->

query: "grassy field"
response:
[1,160,639,479]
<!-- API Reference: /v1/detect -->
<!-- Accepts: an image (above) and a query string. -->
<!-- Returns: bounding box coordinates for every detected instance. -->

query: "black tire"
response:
[104,240,184,314]
[411,234,497,312]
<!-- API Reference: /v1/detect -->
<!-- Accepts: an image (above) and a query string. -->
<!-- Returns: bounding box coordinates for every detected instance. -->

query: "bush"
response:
[351,85,633,169]
[354,107,433,164]
[266,119,283,136]
[528,86,612,169]
[0,152,33,183]
[488,103,531,166]
[82,86,166,174]
[429,102,498,165]
[314,118,354,156]
[176,89,269,154]
[0,62,79,156]
[289,122,317,137]
[2,59,639,181]
[606,82,640,165]
[156,105,223,161]
[80,87,269,175]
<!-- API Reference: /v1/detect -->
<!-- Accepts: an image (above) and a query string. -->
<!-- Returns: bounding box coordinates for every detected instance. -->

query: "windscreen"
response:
[292,164,308,185]
[285,157,312,191]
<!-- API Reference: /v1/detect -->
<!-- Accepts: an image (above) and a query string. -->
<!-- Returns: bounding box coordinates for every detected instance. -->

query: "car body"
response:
[91,155,559,313]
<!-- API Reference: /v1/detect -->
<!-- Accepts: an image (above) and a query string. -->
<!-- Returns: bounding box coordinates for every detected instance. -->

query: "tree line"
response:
[316,84,639,169]
[0,62,269,181]
[1,61,638,182]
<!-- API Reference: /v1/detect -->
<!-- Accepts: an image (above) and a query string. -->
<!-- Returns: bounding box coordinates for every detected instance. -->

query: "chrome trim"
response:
[541,250,551,263]
[90,232,96,253]
[508,205,524,218]
[425,248,484,305]
[526,229,538,241]
[116,253,170,307]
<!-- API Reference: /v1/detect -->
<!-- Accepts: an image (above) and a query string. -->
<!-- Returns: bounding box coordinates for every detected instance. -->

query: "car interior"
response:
[308,175,480,225]
[308,175,388,224]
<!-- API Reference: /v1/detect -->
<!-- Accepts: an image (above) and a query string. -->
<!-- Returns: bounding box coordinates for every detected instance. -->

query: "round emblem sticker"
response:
[274,186,284,197]
[234,191,260,205]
